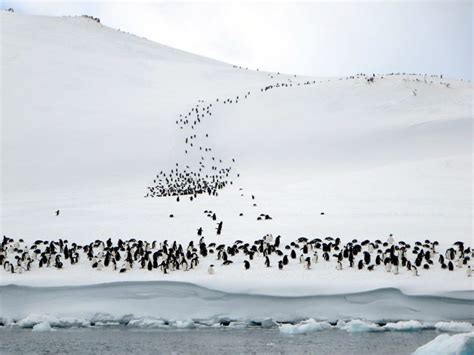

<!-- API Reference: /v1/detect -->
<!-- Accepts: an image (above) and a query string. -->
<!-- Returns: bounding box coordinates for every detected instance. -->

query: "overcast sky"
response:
[2,1,472,79]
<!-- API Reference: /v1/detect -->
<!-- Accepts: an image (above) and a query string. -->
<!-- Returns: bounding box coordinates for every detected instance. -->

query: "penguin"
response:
[55,210,60,216]
[304,257,311,270]
[467,266,472,277]
[290,250,297,259]
[387,234,394,244]
[264,256,271,267]
[312,252,318,264]
[364,251,371,265]
[208,264,215,275]
[244,260,250,270]
[336,261,342,270]
[357,260,364,270]
[393,264,399,274]
[278,260,284,270]
[274,235,281,248]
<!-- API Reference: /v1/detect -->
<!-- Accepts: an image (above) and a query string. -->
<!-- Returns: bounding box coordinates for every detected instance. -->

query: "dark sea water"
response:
[0,327,439,355]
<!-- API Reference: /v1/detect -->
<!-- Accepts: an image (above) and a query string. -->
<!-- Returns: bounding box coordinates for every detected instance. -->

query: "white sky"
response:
[2,1,472,79]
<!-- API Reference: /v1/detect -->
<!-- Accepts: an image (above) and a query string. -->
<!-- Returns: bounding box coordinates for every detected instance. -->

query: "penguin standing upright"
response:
[208,264,215,275]
[216,222,223,235]
[312,252,318,264]
[244,260,250,270]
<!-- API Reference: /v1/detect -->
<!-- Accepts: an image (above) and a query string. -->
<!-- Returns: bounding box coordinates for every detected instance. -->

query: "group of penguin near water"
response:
[1,233,472,280]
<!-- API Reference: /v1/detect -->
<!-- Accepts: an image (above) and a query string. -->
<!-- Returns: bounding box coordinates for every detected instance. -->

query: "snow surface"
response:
[1,12,473,301]
[413,332,474,355]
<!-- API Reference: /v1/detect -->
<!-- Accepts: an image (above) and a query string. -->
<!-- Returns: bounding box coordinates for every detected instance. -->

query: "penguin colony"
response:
[144,71,451,202]
[3,69,459,279]
[1,235,471,278]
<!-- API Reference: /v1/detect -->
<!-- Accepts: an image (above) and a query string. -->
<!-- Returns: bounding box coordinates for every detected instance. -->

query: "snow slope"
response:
[1,12,473,297]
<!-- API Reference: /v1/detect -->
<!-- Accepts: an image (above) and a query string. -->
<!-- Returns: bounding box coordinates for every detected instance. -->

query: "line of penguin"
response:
[1,234,472,278]
[144,66,339,203]
[145,70,452,204]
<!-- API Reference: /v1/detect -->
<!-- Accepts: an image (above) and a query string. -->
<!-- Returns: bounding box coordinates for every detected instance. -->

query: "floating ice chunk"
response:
[18,314,90,328]
[435,322,474,333]
[127,317,168,328]
[337,319,384,333]
[53,317,89,328]
[175,319,196,329]
[413,332,474,355]
[261,318,278,329]
[384,320,430,331]
[279,319,332,334]
[18,314,58,328]
[32,322,55,332]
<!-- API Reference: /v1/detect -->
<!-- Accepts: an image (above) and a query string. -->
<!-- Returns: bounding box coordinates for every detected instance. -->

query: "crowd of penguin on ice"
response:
[3,69,466,278]
[1,234,473,278]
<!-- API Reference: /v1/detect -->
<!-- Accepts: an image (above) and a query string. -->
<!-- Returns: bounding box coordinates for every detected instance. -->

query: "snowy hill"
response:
[1,12,472,295]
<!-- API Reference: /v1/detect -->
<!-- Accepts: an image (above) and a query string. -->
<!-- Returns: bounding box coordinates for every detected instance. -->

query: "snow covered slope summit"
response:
[1,12,472,248]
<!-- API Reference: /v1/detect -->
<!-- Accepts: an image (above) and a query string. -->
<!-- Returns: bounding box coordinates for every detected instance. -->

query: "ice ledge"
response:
[1,281,473,323]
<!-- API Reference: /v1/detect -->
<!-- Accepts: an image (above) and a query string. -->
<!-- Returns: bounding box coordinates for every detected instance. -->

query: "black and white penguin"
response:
[244,260,250,270]
[208,264,215,274]
[264,256,271,267]
[290,250,297,259]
